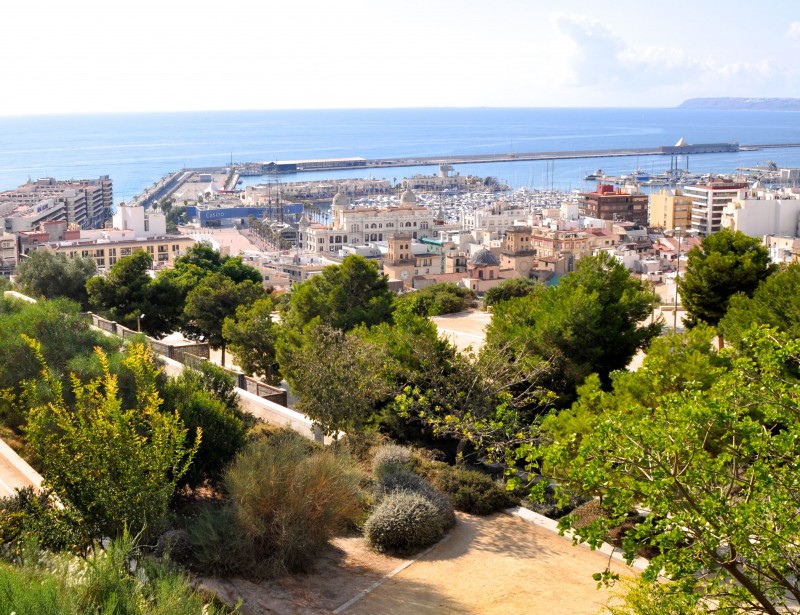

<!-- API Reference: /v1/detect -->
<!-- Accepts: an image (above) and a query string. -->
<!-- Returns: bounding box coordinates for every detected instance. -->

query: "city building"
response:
[0,176,112,232]
[720,187,800,238]
[764,234,800,263]
[0,232,17,278]
[382,232,442,288]
[19,204,194,271]
[649,188,693,230]
[685,179,748,236]
[298,189,436,254]
[461,200,532,233]
[578,184,648,226]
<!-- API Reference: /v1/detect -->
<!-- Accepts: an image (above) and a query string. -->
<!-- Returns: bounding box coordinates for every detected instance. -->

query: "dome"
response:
[332,191,350,208]
[469,248,500,267]
[400,188,417,205]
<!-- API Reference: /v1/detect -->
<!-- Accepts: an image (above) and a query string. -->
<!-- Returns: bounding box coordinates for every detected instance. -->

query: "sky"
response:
[3,0,800,115]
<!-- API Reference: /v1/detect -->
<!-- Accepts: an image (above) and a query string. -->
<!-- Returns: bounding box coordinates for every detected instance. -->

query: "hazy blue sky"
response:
[4,0,800,115]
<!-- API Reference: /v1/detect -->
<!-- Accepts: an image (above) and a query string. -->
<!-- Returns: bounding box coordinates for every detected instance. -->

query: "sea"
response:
[1,107,800,204]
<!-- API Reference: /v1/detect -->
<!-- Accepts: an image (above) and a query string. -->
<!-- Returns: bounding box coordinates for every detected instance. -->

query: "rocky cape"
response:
[678,98,800,111]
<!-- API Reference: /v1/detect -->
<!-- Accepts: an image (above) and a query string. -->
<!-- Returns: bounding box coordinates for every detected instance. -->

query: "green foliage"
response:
[282,254,394,333]
[395,283,473,316]
[604,578,702,615]
[376,470,455,527]
[15,250,97,309]
[184,273,264,365]
[485,251,661,403]
[364,490,450,554]
[678,228,775,327]
[371,444,414,479]
[395,341,552,464]
[25,342,198,541]
[189,436,364,576]
[719,262,800,346]
[163,386,245,490]
[173,243,262,286]
[222,296,279,383]
[544,326,800,612]
[0,298,117,430]
[432,466,516,515]
[0,534,231,614]
[279,323,390,439]
[0,487,91,555]
[483,277,541,307]
[162,362,246,490]
[540,324,723,455]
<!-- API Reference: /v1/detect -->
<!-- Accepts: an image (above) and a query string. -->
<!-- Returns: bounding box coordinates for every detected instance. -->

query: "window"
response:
[110,257,117,266]
[96,258,105,267]
[109,248,116,256]
[144,220,149,232]
[121,247,132,256]
[158,245,168,253]
[172,244,180,252]
[147,246,154,254]
[95,249,104,257]
[81,250,89,257]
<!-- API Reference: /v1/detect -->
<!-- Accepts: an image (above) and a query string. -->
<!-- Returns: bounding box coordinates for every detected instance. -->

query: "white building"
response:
[686,179,748,236]
[720,187,800,238]
[297,189,437,254]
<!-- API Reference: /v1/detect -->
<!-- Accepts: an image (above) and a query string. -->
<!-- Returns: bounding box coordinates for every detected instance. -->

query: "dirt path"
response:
[201,512,632,614]
[344,512,629,614]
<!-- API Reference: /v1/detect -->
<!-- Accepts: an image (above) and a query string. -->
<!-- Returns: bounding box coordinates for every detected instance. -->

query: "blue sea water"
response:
[1,108,800,203]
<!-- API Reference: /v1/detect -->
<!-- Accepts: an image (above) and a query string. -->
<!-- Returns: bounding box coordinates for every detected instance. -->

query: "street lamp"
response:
[137,313,145,333]
[666,227,693,333]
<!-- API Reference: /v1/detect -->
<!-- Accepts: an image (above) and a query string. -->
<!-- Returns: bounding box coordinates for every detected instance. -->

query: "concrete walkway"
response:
[341,512,632,615]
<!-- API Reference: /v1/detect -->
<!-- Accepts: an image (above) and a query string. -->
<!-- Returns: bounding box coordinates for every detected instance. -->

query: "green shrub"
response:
[0,534,232,615]
[0,487,92,556]
[523,482,591,519]
[433,466,517,515]
[372,443,413,478]
[189,436,365,576]
[364,490,448,554]
[377,470,455,528]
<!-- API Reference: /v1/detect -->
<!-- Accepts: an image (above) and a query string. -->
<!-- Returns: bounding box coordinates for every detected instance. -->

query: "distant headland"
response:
[677,97,800,111]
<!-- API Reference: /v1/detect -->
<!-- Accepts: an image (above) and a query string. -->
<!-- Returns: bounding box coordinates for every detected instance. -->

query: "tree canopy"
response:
[394,283,473,317]
[483,277,541,307]
[544,326,800,613]
[678,228,775,328]
[279,322,389,440]
[222,296,279,383]
[485,251,660,404]
[718,262,800,346]
[15,250,96,309]
[183,273,264,365]
[282,254,394,332]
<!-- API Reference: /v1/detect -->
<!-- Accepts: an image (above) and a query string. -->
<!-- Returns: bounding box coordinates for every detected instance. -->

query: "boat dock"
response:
[234,142,800,176]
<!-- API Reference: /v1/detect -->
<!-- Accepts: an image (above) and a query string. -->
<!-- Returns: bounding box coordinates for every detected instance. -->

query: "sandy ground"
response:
[430,311,493,353]
[199,512,632,615]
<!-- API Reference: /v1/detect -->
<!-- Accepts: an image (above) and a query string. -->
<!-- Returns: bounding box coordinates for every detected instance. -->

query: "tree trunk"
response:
[456,438,468,464]
[221,343,226,367]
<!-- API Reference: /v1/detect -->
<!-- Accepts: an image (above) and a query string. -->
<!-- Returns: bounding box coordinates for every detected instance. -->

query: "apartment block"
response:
[649,188,692,230]
[0,176,113,233]
[685,180,748,236]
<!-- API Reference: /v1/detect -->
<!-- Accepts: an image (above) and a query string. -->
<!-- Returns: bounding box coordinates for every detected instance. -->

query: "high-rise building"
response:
[685,180,748,236]
[0,176,113,233]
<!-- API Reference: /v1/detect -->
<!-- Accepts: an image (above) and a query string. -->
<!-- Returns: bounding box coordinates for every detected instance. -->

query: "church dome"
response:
[332,191,350,208]
[400,188,417,205]
[469,248,500,266]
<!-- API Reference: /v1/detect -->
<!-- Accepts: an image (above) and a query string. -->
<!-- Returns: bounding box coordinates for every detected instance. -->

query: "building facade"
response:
[0,176,112,232]
[578,184,648,226]
[649,188,693,230]
[685,180,748,236]
[298,189,436,254]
